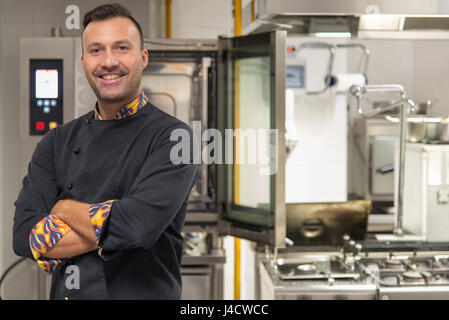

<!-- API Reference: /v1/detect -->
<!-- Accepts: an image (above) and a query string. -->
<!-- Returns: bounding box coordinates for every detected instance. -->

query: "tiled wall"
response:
[171,0,232,38]
[149,0,233,39]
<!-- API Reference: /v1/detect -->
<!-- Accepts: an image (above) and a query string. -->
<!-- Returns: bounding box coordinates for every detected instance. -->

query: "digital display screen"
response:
[286,65,305,89]
[35,69,58,98]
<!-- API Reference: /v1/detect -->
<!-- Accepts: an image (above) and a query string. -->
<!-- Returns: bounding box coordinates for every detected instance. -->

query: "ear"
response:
[141,48,149,70]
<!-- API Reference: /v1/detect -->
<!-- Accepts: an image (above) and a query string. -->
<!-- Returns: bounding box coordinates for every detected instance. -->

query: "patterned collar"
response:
[94,91,149,120]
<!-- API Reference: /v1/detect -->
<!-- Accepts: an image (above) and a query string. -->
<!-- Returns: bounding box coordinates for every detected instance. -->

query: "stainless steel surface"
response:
[395,94,408,237]
[406,116,449,143]
[184,212,219,224]
[242,0,449,39]
[297,263,316,273]
[402,144,449,242]
[19,37,75,189]
[144,38,217,51]
[259,247,449,300]
[259,252,377,300]
[20,37,76,300]
[412,100,433,115]
[142,38,221,216]
[274,30,287,249]
[350,117,399,205]
[138,39,226,300]
[181,231,226,300]
[286,201,370,246]
[181,266,212,300]
[141,58,212,206]
[181,248,226,300]
[349,84,416,237]
[217,30,286,247]
[182,253,226,265]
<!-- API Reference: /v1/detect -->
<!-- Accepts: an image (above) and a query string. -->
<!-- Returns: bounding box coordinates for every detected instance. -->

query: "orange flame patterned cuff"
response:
[29,215,71,272]
[36,257,68,273]
[89,200,115,244]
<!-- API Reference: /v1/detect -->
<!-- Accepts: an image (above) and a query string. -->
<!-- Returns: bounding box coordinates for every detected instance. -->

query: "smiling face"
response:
[81,17,148,105]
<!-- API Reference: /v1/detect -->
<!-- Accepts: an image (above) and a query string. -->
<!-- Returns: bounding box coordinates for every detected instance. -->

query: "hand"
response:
[50,199,96,244]
[51,199,71,220]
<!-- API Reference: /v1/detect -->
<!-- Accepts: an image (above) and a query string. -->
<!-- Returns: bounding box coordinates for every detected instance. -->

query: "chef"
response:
[12,3,197,300]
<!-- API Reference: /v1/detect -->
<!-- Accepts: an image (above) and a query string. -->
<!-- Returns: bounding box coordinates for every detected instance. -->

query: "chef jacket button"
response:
[73,147,80,155]
[66,184,73,191]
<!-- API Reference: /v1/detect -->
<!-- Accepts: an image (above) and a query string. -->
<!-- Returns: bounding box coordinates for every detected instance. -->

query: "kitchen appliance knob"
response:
[354,243,362,255]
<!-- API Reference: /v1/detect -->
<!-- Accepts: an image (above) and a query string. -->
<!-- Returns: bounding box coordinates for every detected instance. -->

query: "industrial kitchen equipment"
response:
[241,0,449,40]
[286,201,371,246]
[259,235,449,300]
[351,117,399,206]
[406,115,449,143]
[349,84,416,236]
[242,0,449,301]
[401,143,449,242]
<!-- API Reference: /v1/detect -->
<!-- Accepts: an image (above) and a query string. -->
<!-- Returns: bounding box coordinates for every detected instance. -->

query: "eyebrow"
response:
[86,39,134,49]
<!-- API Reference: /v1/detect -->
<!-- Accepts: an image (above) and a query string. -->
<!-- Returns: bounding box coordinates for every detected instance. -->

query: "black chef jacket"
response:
[13,103,197,299]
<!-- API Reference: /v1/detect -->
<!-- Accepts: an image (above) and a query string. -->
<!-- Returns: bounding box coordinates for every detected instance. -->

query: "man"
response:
[13,3,197,300]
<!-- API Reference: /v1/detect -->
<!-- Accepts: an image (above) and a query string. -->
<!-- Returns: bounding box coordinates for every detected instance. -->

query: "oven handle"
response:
[376,164,394,175]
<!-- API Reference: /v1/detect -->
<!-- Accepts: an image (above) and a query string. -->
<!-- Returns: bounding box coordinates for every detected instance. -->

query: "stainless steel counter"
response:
[181,250,226,300]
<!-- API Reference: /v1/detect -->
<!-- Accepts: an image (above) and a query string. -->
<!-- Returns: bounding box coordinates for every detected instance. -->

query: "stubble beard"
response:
[86,71,142,105]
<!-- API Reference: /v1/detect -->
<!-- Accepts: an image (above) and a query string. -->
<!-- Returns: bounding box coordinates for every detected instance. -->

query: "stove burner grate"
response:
[402,271,425,284]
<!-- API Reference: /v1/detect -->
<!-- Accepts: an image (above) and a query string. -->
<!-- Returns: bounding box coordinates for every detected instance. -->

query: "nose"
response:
[101,48,119,69]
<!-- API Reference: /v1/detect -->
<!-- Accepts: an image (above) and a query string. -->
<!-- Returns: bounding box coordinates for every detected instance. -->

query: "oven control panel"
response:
[29,59,63,135]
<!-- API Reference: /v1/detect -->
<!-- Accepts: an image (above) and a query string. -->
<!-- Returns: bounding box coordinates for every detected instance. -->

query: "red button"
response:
[35,121,45,131]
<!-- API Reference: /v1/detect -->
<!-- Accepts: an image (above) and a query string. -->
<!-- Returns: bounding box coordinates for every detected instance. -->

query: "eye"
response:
[90,48,101,54]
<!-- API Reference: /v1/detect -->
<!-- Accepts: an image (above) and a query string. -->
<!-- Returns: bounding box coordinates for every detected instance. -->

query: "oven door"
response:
[217,31,286,247]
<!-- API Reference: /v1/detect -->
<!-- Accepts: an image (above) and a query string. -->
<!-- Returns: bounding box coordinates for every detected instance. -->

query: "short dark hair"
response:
[82,3,144,49]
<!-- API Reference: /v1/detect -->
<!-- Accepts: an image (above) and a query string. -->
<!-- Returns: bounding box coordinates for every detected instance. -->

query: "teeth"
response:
[102,74,120,80]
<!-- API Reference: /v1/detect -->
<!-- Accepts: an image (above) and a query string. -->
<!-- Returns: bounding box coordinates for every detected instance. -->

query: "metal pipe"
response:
[395,95,407,236]
[233,0,242,301]
[234,0,242,37]
[256,18,294,30]
[351,84,406,94]
[165,0,172,39]
[296,42,336,95]
[349,84,415,236]
[336,43,370,75]
[251,0,255,22]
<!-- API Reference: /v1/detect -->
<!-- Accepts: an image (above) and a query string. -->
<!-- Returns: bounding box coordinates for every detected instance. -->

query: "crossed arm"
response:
[42,200,98,259]
[14,122,197,271]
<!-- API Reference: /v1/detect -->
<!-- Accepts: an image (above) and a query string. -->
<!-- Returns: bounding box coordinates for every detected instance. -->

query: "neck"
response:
[97,89,141,120]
